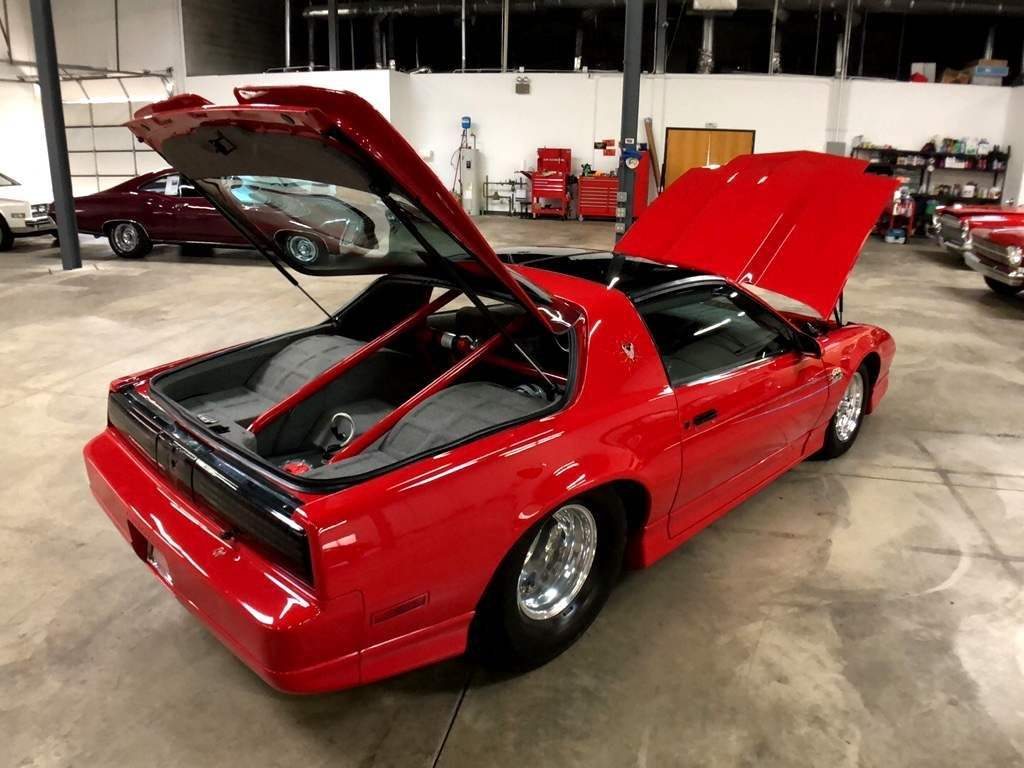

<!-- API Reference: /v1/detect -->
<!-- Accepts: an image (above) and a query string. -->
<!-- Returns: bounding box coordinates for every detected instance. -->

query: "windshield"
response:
[192,174,470,274]
[0,173,18,187]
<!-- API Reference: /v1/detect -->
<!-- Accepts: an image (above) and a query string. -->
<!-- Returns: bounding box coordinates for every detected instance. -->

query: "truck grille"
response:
[108,388,313,582]
[939,214,966,245]
[973,237,1015,266]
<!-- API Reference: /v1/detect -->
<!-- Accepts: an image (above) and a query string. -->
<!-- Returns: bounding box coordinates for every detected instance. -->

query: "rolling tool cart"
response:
[525,147,572,219]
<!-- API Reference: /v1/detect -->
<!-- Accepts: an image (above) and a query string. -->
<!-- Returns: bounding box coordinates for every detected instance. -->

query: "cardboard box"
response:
[941,68,971,84]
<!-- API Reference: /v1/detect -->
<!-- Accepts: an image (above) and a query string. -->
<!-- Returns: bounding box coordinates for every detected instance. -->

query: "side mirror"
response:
[793,331,823,358]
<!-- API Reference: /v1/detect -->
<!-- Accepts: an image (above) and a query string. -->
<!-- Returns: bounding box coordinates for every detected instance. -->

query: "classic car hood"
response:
[125,87,570,333]
[614,151,897,317]
[975,226,1024,245]
[940,205,1024,219]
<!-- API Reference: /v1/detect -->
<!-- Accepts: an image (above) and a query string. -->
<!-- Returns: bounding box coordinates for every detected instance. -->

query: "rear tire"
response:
[108,221,152,259]
[472,491,626,672]
[818,365,870,459]
[984,277,1023,297]
[0,218,14,251]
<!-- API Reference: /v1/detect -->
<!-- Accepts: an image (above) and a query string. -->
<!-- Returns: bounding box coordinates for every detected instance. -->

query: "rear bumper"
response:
[966,251,1024,287]
[83,428,365,693]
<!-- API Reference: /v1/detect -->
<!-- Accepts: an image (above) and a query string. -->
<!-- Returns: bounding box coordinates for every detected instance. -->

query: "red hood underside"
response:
[615,151,897,317]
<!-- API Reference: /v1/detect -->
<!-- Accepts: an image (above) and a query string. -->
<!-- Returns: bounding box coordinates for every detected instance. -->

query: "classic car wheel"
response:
[0,218,13,251]
[285,233,324,264]
[984,277,1023,297]
[819,366,868,459]
[473,491,626,671]
[108,222,152,259]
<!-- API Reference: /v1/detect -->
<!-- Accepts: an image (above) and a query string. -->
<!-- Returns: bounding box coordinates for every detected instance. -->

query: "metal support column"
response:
[984,25,996,60]
[460,0,467,71]
[307,14,315,70]
[616,0,643,241]
[327,0,338,69]
[29,0,79,270]
[500,0,509,72]
[285,0,291,68]
[768,0,779,74]
[653,0,667,74]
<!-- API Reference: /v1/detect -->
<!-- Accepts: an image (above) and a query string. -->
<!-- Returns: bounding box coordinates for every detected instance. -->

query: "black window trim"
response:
[634,276,803,389]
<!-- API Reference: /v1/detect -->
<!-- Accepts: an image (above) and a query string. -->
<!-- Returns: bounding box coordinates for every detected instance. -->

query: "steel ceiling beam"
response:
[302,0,1024,16]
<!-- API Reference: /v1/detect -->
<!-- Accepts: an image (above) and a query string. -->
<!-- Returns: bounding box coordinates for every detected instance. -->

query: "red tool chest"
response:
[530,147,572,219]
[577,176,618,220]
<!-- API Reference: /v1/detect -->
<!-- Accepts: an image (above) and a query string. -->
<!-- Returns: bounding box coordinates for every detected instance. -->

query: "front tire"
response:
[473,491,626,672]
[818,365,869,459]
[984,277,1023,297]
[0,218,14,251]
[108,221,152,259]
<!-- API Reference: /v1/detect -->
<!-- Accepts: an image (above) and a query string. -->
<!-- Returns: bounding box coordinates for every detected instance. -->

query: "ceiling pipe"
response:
[698,14,713,74]
[302,0,1024,17]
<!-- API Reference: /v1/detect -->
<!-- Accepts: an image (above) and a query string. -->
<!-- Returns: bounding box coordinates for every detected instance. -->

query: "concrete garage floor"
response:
[2,217,1023,768]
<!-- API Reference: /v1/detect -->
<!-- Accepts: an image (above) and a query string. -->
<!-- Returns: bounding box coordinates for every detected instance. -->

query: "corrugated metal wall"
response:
[182,0,285,77]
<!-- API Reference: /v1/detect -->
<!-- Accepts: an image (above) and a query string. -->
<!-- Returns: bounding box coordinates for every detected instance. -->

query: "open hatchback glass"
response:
[126,86,575,334]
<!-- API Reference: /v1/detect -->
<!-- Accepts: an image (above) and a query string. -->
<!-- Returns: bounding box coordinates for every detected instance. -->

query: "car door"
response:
[173,176,246,245]
[637,281,830,538]
[136,173,179,240]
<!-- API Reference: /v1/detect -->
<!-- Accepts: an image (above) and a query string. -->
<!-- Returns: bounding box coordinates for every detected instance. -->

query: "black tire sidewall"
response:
[478,491,626,670]
[0,218,14,251]
[108,222,151,259]
[984,277,1023,297]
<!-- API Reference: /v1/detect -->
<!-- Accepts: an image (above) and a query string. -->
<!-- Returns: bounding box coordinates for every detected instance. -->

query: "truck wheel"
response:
[984,277,1023,297]
[472,490,626,671]
[108,222,152,259]
[0,218,14,251]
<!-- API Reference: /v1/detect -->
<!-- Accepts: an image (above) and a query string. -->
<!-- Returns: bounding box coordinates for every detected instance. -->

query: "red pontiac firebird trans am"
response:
[83,86,896,693]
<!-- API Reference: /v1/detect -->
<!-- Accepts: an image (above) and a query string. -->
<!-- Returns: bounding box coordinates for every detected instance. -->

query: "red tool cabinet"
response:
[577,176,618,220]
[530,148,572,219]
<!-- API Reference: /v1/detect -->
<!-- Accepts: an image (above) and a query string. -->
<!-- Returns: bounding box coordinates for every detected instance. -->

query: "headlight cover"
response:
[31,203,49,216]
[1007,246,1023,267]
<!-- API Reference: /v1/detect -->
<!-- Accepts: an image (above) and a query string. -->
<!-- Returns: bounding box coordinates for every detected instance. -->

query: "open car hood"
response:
[614,151,897,317]
[125,87,572,334]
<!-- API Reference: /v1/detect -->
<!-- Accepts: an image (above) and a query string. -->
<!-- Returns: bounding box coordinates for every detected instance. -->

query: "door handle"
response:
[693,408,718,426]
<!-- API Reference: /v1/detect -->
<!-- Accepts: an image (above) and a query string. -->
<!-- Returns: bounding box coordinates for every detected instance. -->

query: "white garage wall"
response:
[837,79,1014,150]
[1000,87,1024,205]
[392,72,833,186]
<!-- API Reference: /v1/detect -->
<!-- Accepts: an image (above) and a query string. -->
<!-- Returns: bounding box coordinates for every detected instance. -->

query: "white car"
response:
[0,173,56,250]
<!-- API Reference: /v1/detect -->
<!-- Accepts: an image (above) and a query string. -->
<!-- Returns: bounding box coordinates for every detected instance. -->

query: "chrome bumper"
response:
[965,251,1024,287]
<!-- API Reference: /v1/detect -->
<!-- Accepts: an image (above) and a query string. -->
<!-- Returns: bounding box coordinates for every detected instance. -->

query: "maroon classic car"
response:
[73,170,377,260]
[934,204,1024,255]
[966,227,1024,296]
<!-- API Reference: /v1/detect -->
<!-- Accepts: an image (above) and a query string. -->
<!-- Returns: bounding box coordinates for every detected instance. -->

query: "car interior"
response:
[151,278,572,480]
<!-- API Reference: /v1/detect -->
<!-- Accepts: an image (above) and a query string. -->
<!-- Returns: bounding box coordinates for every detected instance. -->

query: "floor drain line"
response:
[430,668,474,768]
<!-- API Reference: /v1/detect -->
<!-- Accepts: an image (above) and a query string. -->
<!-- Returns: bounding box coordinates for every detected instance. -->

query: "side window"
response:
[140,176,169,194]
[140,174,179,196]
[639,283,793,386]
[178,177,201,197]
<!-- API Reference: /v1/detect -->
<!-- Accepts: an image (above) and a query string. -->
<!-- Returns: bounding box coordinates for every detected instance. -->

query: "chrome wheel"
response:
[834,371,865,443]
[517,503,598,621]
[113,222,139,251]
[286,234,320,263]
